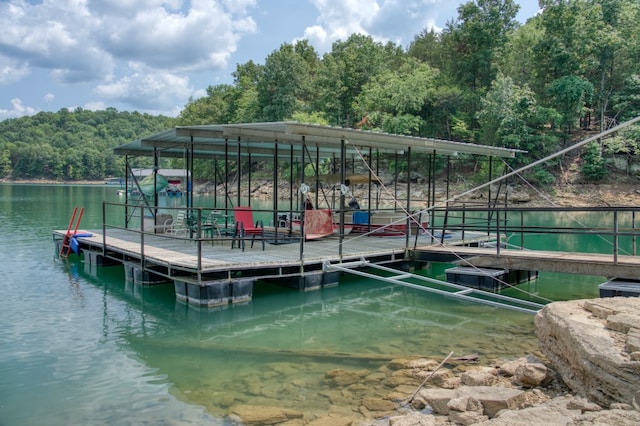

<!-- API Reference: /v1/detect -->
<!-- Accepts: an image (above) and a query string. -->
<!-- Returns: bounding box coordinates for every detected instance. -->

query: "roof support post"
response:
[184,136,193,210]
[153,148,159,219]
[314,144,320,208]
[299,135,307,269]
[213,154,218,207]
[367,147,372,213]
[248,151,252,208]
[339,138,346,260]
[124,154,130,228]
[394,151,399,210]
[236,136,241,207]
[289,145,294,215]
[488,155,493,210]
[375,150,380,209]
[405,146,412,251]
[224,139,230,210]
[273,141,279,238]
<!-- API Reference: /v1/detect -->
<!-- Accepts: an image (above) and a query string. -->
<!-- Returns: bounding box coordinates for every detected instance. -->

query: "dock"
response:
[54,121,640,308]
[415,245,640,281]
[54,227,486,306]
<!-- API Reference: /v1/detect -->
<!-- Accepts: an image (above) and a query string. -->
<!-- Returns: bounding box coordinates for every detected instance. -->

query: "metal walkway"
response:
[323,259,544,314]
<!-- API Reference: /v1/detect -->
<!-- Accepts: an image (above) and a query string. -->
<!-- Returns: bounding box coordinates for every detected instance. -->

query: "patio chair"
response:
[165,211,188,235]
[232,206,265,251]
[202,211,222,240]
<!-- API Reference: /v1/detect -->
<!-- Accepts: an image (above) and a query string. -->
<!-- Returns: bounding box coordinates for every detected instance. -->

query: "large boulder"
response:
[534,297,640,407]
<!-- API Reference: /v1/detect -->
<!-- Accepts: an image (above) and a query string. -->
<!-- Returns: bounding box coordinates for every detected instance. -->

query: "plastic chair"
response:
[232,206,265,251]
[202,211,222,240]
[165,211,187,235]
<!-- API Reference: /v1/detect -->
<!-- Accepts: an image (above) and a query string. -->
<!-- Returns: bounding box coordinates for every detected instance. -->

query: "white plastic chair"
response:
[165,211,187,235]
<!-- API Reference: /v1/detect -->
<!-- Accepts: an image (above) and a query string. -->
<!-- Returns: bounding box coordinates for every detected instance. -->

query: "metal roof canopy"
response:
[114,121,522,159]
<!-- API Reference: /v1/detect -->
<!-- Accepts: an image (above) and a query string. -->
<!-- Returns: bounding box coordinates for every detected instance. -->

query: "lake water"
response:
[0,184,604,425]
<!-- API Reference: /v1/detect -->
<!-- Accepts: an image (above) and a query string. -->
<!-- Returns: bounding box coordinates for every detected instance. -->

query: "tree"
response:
[178,84,235,125]
[536,0,640,129]
[257,42,313,122]
[447,0,520,92]
[354,57,439,136]
[546,75,593,133]
[612,75,640,122]
[498,18,544,89]
[477,73,560,162]
[312,34,404,127]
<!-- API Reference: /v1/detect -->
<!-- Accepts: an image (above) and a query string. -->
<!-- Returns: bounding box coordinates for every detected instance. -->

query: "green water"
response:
[0,184,604,424]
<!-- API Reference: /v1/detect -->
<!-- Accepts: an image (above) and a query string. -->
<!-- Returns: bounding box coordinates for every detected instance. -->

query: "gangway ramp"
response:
[323,259,544,314]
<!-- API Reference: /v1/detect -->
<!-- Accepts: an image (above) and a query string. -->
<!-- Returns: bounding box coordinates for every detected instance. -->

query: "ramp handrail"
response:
[324,259,544,314]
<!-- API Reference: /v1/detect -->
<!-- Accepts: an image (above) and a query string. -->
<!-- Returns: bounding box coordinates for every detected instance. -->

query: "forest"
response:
[1,0,640,184]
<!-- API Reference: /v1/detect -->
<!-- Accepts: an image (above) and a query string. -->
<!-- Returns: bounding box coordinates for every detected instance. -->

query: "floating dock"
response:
[55,227,485,307]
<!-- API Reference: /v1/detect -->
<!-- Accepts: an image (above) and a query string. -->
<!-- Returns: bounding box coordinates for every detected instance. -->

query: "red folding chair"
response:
[232,206,265,251]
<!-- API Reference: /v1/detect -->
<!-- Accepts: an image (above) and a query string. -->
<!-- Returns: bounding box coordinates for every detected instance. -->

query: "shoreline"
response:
[4,178,640,208]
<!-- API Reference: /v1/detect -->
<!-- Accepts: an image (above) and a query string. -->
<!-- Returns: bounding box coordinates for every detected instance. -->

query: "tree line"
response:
[1,0,640,183]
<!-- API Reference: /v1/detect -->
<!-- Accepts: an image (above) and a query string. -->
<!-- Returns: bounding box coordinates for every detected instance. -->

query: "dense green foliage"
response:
[2,0,640,183]
[0,108,174,180]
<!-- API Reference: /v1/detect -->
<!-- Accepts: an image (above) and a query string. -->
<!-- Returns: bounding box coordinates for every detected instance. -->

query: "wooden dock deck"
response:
[57,227,471,306]
[56,228,421,278]
[415,245,640,281]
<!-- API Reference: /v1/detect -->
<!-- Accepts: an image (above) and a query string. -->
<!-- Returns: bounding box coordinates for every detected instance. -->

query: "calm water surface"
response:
[0,184,603,425]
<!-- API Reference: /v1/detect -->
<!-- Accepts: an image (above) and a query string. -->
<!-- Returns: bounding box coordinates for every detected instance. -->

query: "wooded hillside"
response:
[1,0,639,183]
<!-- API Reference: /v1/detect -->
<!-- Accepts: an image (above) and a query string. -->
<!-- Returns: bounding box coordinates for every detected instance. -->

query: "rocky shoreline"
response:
[226,297,640,426]
[4,178,640,208]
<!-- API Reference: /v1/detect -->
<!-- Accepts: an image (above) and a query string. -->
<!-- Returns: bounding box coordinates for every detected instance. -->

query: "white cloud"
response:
[0,59,29,85]
[44,93,55,103]
[0,0,258,115]
[95,63,201,115]
[95,0,257,73]
[83,101,106,111]
[303,0,445,52]
[0,0,112,83]
[0,98,39,120]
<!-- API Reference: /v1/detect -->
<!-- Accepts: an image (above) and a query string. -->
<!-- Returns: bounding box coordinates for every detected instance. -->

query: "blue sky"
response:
[0,0,540,120]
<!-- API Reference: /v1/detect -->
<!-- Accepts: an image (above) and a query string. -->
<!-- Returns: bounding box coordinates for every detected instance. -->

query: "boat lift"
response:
[323,259,544,314]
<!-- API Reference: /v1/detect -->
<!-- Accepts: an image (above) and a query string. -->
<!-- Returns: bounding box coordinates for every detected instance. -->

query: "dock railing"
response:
[101,202,312,268]
[430,205,640,263]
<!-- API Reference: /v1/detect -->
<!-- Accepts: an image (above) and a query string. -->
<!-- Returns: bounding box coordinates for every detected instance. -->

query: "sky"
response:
[0,0,540,120]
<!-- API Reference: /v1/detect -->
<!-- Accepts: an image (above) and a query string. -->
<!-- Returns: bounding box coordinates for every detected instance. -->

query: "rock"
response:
[407,358,439,370]
[388,358,420,370]
[473,396,581,426]
[566,395,602,412]
[389,411,437,426]
[513,362,548,387]
[448,395,483,412]
[534,297,640,407]
[498,357,528,377]
[449,410,488,425]
[228,404,303,425]
[626,328,640,353]
[420,385,526,418]
[361,397,396,412]
[305,413,359,426]
[456,386,527,418]
[461,367,497,386]
[571,408,640,425]
[425,368,456,388]
[325,369,361,387]
[419,388,457,414]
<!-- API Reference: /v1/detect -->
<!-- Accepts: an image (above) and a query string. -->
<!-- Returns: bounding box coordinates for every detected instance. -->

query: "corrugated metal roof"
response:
[114,121,523,159]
